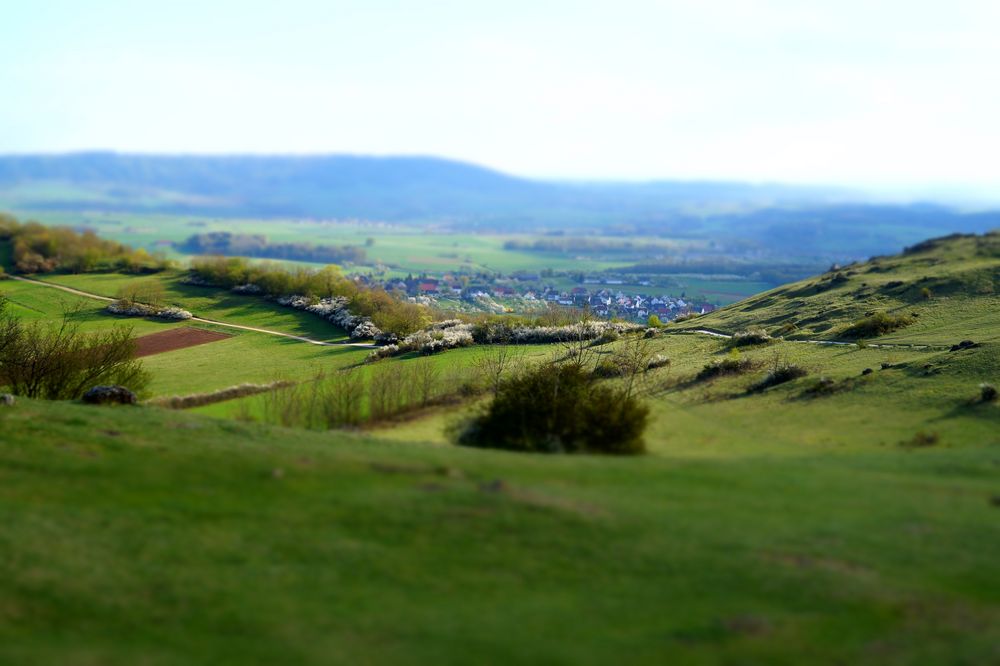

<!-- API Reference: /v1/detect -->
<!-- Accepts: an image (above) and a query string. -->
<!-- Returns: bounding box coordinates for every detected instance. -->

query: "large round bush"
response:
[457,362,648,454]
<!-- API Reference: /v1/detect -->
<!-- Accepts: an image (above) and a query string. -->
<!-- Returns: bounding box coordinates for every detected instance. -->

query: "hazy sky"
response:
[2,1,999,188]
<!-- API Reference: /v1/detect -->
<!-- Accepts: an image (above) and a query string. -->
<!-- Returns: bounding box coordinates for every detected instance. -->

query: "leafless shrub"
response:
[0,301,150,399]
[474,344,525,395]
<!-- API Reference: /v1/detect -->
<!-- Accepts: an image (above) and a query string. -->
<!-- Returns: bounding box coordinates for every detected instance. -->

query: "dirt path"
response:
[9,275,378,349]
[689,328,948,350]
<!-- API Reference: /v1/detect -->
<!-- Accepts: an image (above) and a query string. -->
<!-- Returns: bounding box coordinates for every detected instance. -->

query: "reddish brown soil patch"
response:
[135,327,232,357]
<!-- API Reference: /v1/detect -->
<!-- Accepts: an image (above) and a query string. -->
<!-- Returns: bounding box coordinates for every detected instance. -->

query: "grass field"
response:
[142,332,368,397]
[1,232,998,664]
[0,277,185,336]
[36,272,351,342]
[194,343,558,423]
[0,397,997,665]
[0,275,365,398]
[10,210,638,273]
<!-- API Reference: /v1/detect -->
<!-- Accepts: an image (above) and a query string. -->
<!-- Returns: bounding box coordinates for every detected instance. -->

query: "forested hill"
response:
[0,152,829,221]
[1,152,999,260]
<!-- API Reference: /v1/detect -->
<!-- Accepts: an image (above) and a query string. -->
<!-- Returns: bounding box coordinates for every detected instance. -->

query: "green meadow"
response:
[0,394,997,665]
[0,231,998,663]
[9,210,772,304]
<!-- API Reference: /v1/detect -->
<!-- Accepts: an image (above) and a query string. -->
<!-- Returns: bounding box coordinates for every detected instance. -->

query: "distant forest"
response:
[177,232,367,265]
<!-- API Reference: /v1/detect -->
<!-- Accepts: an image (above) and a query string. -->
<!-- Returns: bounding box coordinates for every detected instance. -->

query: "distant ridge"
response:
[0,152,997,261]
[0,152,835,221]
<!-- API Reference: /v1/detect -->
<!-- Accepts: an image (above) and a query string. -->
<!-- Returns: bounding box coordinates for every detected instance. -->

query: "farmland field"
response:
[0,276,365,398]
[8,210,779,304]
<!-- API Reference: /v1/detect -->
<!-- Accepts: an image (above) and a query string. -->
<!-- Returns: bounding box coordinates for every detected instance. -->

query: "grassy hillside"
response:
[676,231,1000,344]
[1,231,998,663]
[1,398,998,665]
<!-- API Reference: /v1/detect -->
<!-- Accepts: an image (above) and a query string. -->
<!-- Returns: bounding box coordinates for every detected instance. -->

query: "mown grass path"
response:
[687,327,950,350]
[9,275,378,349]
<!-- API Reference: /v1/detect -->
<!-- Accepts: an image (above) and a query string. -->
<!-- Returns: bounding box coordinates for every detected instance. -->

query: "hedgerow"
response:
[841,312,913,339]
[187,257,428,338]
[696,356,758,381]
[747,363,808,393]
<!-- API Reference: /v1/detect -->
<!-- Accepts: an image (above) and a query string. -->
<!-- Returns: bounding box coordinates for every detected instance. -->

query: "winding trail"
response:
[688,328,948,351]
[8,275,378,349]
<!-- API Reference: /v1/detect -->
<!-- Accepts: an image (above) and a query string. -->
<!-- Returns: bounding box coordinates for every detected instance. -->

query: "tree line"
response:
[0,213,170,274]
[177,232,367,264]
[189,256,429,336]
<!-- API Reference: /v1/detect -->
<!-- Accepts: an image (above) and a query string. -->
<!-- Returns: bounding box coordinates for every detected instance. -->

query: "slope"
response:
[0,398,997,665]
[674,231,1000,345]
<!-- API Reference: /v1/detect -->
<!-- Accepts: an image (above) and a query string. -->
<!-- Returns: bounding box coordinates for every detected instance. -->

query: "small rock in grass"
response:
[0,393,15,406]
[479,479,509,494]
[82,385,137,405]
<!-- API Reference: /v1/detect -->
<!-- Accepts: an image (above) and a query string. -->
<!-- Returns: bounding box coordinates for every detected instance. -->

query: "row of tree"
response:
[0,214,170,274]
[189,256,430,336]
[177,232,367,265]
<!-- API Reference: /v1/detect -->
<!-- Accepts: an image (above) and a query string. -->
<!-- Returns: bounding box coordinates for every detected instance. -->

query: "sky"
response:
[2,0,999,191]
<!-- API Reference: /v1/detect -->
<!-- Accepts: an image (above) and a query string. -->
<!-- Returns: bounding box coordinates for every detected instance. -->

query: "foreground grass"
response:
[0,398,998,665]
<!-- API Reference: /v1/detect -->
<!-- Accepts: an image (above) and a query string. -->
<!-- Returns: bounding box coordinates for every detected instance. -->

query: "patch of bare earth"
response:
[134,327,232,357]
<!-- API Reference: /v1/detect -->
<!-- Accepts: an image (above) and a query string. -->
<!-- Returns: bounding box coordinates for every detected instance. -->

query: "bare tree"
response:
[413,357,441,406]
[115,279,165,308]
[617,334,656,399]
[0,305,149,399]
[323,367,365,426]
[474,342,525,395]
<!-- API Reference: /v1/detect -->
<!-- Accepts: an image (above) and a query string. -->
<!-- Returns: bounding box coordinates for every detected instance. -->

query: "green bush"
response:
[899,431,940,448]
[747,364,808,393]
[726,328,774,348]
[696,356,757,381]
[456,362,648,454]
[0,299,150,400]
[799,376,854,398]
[841,312,913,339]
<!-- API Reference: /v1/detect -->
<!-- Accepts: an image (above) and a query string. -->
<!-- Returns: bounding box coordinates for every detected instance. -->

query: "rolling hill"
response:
[677,231,1000,345]
[2,153,1000,260]
[0,230,998,664]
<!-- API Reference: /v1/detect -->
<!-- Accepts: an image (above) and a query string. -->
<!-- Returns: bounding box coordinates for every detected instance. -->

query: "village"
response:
[360,272,717,322]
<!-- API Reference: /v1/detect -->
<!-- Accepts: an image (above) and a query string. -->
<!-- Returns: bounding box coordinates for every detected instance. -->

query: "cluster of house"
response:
[534,286,715,321]
[366,274,715,322]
